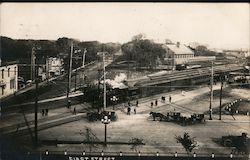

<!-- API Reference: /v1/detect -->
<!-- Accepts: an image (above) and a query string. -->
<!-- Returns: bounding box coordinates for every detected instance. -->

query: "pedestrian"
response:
[155,99,158,106]
[45,108,48,116]
[136,100,139,107]
[134,108,136,114]
[73,107,76,115]
[161,96,165,102]
[151,102,154,108]
[127,107,131,115]
[67,100,71,108]
[169,96,172,103]
[42,109,44,116]
[128,101,131,106]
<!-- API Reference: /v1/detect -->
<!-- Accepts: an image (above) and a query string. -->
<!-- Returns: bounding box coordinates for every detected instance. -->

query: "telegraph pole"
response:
[34,52,38,148]
[31,47,36,81]
[81,48,86,90]
[209,61,214,120]
[67,42,73,100]
[103,52,106,111]
[82,48,87,68]
[219,78,223,120]
[75,69,77,91]
[97,52,108,111]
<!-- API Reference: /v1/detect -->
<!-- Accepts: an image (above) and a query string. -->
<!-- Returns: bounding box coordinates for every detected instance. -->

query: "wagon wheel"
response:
[224,139,232,147]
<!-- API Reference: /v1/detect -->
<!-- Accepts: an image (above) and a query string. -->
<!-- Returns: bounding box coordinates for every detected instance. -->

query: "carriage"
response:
[149,111,205,125]
[87,110,118,122]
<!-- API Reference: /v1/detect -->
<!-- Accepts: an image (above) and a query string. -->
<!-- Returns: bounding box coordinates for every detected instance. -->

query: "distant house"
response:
[162,42,194,69]
[0,63,18,99]
[46,57,64,77]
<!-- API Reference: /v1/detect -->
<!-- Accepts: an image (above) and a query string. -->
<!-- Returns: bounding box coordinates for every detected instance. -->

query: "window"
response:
[10,79,15,89]
[1,86,4,95]
[1,69,4,79]
[14,67,17,75]
[8,68,10,77]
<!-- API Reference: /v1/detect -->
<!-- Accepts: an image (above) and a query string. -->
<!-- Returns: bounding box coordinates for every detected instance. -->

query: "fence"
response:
[1,150,249,160]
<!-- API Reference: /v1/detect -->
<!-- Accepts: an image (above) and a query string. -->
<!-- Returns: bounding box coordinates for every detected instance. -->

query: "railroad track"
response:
[133,64,243,87]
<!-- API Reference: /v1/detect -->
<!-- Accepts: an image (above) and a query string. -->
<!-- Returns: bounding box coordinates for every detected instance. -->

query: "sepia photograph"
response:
[0,2,249,160]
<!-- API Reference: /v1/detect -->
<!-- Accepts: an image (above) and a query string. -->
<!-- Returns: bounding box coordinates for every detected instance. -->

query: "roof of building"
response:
[0,61,18,67]
[162,44,194,55]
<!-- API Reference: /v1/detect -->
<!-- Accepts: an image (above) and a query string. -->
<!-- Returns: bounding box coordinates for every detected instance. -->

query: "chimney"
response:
[176,42,180,48]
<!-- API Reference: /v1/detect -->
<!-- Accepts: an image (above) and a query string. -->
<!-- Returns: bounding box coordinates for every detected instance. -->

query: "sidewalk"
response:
[0,102,91,134]
[116,84,222,115]
[6,91,84,108]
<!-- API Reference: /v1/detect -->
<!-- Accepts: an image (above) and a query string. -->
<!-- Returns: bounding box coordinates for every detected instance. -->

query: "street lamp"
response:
[101,115,111,146]
[110,96,118,110]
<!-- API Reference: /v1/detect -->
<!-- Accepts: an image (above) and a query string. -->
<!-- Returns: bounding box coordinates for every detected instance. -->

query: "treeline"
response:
[193,45,226,57]
[0,36,121,66]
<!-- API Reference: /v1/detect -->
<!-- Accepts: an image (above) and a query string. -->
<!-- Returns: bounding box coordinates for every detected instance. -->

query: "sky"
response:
[0,3,249,50]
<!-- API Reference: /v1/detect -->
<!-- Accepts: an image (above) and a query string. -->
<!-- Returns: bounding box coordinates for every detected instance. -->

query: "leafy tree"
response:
[131,33,146,41]
[121,39,166,69]
[175,132,198,153]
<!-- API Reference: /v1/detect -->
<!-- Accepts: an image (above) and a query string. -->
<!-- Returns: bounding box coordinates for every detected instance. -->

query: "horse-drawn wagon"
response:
[87,110,118,122]
[149,111,205,125]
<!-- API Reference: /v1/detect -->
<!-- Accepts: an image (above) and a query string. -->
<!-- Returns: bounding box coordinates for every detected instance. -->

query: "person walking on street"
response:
[151,102,154,108]
[45,108,48,116]
[73,107,76,115]
[169,96,172,103]
[67,100,71,109]
[162,96,165,103]
[127,107,131,115]
[155,99,158,106]
[134,108,136,114]
[42,109,44,116]
[136,100,139,107]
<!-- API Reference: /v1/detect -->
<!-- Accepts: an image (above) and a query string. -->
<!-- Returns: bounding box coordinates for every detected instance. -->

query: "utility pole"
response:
[219,79,223,120]
[209,61,214,120]
[103,52,106,111]
[82,48,87,68]
[34,52,38,148]
[31,47,36,81]
[97,52,108,111]
[80,48,86,91]
[67,42,73,100]
[127,55,130,101]
[75,69,77,91]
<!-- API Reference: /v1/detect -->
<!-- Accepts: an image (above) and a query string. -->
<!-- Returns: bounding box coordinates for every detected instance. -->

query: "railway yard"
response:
[1,78,249,159]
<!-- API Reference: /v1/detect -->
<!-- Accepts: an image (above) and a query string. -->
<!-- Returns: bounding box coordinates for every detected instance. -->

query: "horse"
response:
[149,111,165,121]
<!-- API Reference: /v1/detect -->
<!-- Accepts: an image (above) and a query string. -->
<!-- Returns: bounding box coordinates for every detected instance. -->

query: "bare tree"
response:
[175,132,198,153]
[129,137,144,152]
[81,127,100,153]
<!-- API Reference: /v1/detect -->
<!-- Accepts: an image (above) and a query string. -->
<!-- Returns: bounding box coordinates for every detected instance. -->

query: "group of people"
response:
[41,108,49,116]
[150,99,158,107]
[150,95,172,107]
[126,100,138,115]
